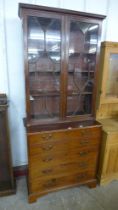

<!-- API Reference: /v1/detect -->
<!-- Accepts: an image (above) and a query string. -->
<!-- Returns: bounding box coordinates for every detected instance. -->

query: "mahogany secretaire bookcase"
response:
[19,3,105,202]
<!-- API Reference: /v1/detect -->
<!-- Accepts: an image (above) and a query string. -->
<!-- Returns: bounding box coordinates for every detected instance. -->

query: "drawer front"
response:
[28,140,68,156]
[28,127,101,156]
[29,152,98,181]
[28,145,99,169]
[28,126,101,146]
[29,170,96,193]
[28,126,101,194]
[28,140,100,157]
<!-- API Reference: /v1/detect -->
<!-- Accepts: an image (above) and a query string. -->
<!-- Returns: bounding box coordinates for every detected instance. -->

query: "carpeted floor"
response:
[0,177,118,210]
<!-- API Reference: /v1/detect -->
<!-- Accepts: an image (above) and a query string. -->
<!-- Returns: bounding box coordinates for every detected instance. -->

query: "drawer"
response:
[28,133,100,157]
[28,140,68,156]
[29,152,98,181]
[29,170,96,193]
[28,145,99,169]
[28,127,101,146]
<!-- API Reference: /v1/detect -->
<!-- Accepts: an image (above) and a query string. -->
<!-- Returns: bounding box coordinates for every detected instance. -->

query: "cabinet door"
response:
[23,10,102,121]
[27,13,63,120]
[100,48,118,104]
[103,143,118,176]
[66,18,99,117]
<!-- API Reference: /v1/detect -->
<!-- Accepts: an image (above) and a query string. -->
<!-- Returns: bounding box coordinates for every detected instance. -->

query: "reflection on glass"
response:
[28,16,61,119]
[106,53,118,97]
[67,20,98,116]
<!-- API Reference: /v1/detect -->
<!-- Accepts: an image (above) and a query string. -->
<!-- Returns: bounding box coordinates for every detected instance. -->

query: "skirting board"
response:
[13,165,28,178]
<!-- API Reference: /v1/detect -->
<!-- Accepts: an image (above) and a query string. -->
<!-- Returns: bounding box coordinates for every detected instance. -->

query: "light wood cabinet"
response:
[97,119,118,185]
[96,42,118,185]
[19,3,105,202]
[96,42,118,119]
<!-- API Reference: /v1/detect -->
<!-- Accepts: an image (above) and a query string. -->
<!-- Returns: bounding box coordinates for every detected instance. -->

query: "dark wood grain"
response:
[0,94,15,196]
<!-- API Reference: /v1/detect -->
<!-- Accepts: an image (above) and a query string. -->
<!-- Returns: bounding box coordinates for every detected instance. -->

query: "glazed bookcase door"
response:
[100,48,118,104]
[27,14,62,120]
[24,9,103,122]
[66,18,99,117]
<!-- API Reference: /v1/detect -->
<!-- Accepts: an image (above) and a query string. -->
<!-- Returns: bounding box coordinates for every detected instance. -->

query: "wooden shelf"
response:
[30,91,92,98]
[29,71,60,74]
[69,52,96,57]
[30,91,60,98]
[29,70,94,75]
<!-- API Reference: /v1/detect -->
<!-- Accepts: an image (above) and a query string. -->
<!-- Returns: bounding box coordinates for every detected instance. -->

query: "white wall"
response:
[0,0,118,166]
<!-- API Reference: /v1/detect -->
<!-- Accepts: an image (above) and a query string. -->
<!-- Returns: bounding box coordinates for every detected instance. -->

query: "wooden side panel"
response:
[98,127,118,185]
[97,131,107,178]
[105,144,118,174]
[96,104,118,119]
[0,94,15,196]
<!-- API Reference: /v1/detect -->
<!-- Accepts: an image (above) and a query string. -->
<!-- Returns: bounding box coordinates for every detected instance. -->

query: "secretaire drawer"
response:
[28,126,101,146]
[28,127,101,155]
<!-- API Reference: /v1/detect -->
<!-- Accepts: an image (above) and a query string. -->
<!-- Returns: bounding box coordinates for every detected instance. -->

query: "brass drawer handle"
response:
[42,133,53,140]
[80,130,90,137]
[42,168,53,174]
[42,145,53,151]
[81,130,85,134]
[77,173,86,179]
[79,151,89,156]
[80,140,89,145]
[42,135,46,138]
[60,163,68,167]
[79,162,88,169]
[42,157,53,162]
[60,162,72,167]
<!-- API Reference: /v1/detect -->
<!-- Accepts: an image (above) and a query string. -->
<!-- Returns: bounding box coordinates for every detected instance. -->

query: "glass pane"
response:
[67,20,98,116]
[28,16,61,119]
[67,94,92,116]
[30,96,60,119]
[106,53,118,98]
